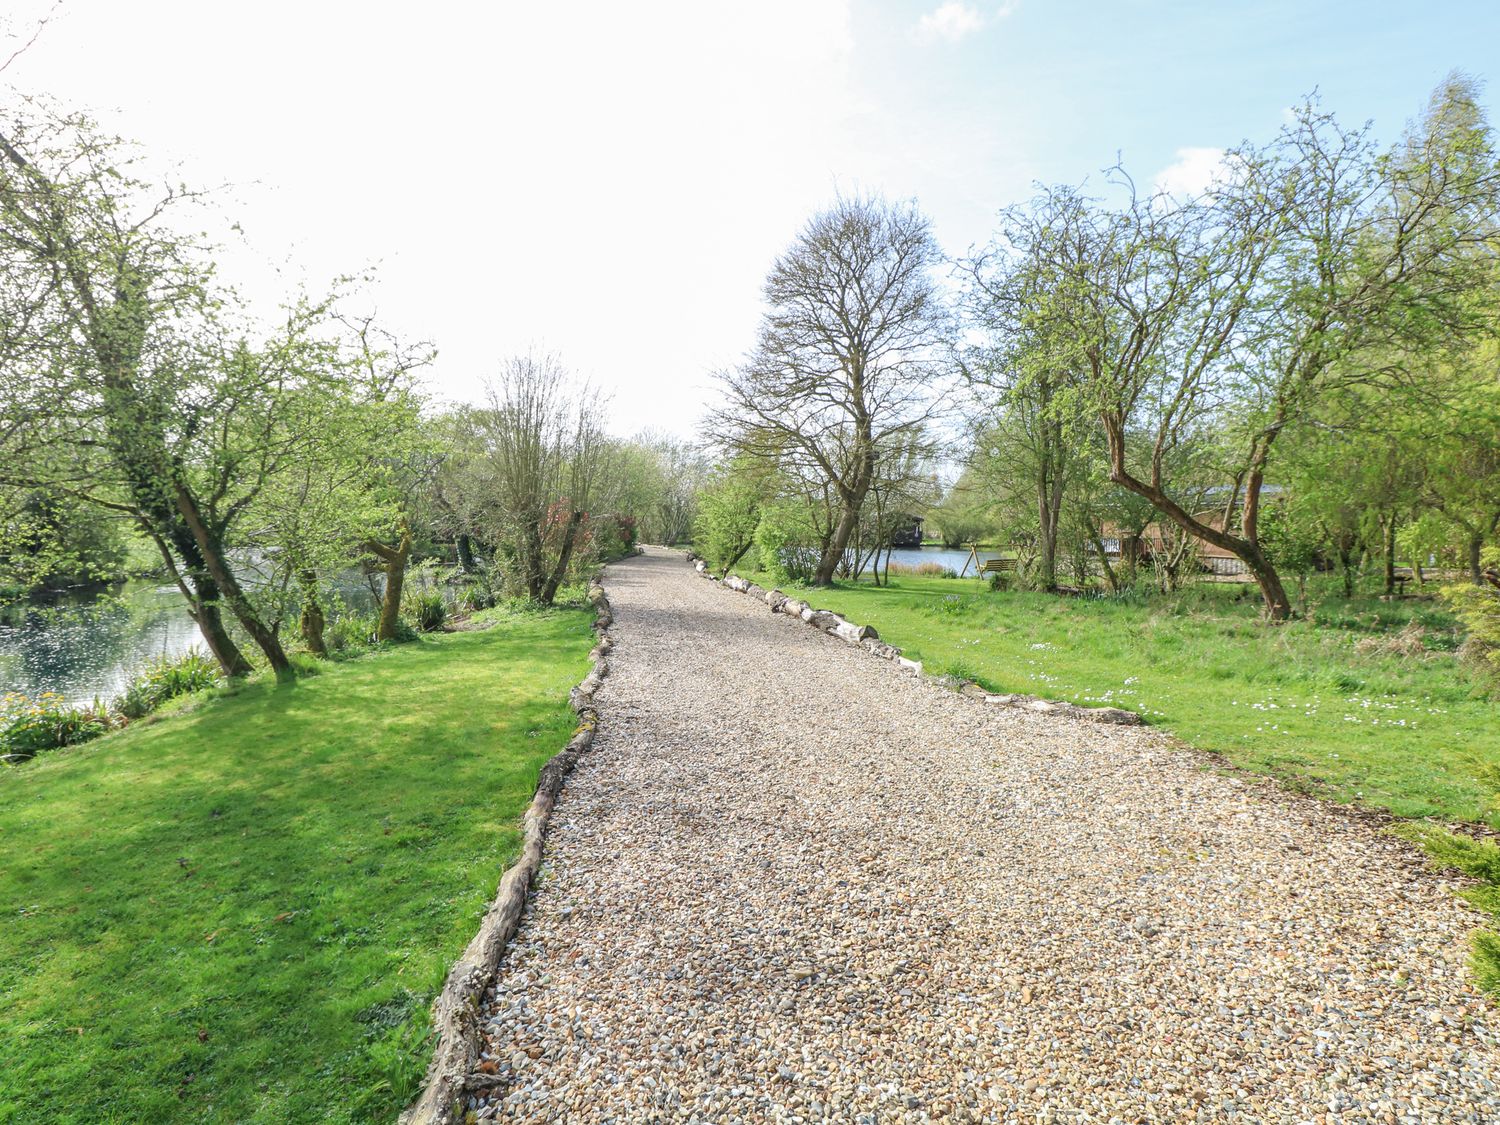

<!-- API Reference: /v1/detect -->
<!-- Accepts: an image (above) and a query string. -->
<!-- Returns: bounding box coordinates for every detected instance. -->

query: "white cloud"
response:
[916,3,987,44]
[1154,146,1228,197]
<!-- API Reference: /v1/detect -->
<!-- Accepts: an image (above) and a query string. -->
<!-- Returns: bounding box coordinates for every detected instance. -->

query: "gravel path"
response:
[474,547,1499,1123]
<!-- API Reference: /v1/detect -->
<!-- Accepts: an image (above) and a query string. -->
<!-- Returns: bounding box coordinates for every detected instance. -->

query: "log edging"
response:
[400,572,615,1125]
[687,553,1141,727]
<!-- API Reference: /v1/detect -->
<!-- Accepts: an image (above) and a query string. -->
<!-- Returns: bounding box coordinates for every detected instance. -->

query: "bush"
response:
[115,650,222,720]
[592,513,638,561]
[454,576,497,613]
[753,503,821,584]
[325,612,380,653]
[1,691,113,761]
[1442,550,1500,687]
[402,589,447,633]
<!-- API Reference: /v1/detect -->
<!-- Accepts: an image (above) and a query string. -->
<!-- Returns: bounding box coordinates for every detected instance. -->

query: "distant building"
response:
[889,515,924,548]
[1102,513,1248,577]
[1099,488,1291,579]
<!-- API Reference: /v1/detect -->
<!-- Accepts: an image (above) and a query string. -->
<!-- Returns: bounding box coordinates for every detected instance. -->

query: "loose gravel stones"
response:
[474,547,1499,1123]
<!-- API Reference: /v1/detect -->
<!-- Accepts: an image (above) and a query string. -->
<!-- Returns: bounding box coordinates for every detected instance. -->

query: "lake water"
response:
[0,581,206,707]
[0,571,391,707]
[870,546,1000,576]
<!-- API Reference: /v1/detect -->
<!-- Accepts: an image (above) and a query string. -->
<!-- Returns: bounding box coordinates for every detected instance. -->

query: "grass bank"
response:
[737,570,1499,826]
[0,606,594,1124]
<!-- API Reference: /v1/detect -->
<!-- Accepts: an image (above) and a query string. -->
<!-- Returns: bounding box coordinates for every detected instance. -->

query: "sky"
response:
[4,0,1498,438]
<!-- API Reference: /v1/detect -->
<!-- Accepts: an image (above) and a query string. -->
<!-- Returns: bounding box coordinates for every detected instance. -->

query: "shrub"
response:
[325,612,380,653]
[454,576,496,613]
[1442,550,1500,687]
[592,513,638,561]
[402,589,447,633]
[1,691,113,761]
[115,650,222,720]
[753,503,821,584]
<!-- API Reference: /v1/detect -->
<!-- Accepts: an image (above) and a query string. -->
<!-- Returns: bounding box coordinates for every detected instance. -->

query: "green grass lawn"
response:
[739,569,1500,826]
[0,608,593,1124]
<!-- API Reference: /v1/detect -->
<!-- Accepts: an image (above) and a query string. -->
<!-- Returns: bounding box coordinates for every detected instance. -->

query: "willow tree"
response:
[709,196,949,586]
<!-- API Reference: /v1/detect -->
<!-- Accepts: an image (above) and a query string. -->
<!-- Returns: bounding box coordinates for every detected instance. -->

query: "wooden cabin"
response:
[1101,510,1249,578]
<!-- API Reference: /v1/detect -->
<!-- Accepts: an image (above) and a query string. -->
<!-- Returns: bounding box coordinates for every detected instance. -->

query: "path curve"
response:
[474,547,1498,1123]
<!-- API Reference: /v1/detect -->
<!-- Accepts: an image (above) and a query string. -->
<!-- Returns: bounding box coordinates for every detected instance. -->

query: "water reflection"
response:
[0,572,387,707]
[0,582,204,707]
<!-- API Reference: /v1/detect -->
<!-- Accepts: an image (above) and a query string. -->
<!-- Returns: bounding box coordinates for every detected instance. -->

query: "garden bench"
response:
[979,558,1017,576]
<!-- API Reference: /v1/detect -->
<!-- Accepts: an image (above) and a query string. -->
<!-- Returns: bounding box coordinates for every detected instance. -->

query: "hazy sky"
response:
[5,1,1497,437]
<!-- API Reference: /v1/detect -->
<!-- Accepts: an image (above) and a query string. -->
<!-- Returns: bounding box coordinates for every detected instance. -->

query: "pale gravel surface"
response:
[473,547,1499,1123]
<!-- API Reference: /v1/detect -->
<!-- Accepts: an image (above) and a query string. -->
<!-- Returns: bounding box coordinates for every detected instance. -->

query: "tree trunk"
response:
[299,572,327,657]
[814,484,872,587]
[1246,549,1293,622]
[1092,533,1120,592]
[1337,538,1356,598]
[368,530,413,641]
[1383,515,1398,595]
[1036,434,1064,592]
[456,534,477,574]
[131,478,255,678]
[524,519,547,601]
[724,539,754,573]
[173,484,293,677]
[540,509,585,606]
[1469,534,1484,585]
[1102,426,1291,621]
[194,588,253,677]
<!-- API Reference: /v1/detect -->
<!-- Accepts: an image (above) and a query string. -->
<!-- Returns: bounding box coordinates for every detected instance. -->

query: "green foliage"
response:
[1398,820,1500,997]
[115,650,223,720]
[1443,550,1500,685]
[401,589,447,633]
[753,502,821,584]
[0,610,595,1122]
[325,611,380,653]
[0,489,128,593]
[693,458,775,571]
[0,692,114,761]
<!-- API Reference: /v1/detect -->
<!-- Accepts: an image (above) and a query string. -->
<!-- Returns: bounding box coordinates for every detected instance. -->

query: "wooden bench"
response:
[979,558,1017,576]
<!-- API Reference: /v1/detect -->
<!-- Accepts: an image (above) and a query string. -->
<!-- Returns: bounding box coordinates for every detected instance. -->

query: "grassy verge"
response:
[0,606,594,1124]
[735,569,1498,826]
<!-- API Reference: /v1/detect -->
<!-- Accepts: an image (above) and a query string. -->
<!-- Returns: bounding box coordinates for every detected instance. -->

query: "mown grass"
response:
[0,607,594,1124]
[737,570,1499,826]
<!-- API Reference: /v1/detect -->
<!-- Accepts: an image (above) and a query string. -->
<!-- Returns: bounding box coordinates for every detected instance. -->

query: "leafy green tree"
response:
[693,457,777,572]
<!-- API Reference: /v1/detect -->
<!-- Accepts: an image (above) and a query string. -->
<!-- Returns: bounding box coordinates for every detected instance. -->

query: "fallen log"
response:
[833,620,878,645]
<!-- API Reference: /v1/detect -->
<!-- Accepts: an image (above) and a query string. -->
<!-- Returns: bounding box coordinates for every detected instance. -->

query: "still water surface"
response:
[0,573,387,707]
[876,546,999,574]
[1,581,205,707]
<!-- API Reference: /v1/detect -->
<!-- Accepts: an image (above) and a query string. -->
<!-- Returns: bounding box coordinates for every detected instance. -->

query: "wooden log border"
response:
[401,572,616,1125]
[687,554,1142,727]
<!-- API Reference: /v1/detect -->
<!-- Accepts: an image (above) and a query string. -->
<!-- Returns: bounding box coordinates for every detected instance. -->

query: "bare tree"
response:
[478,353,609,605]
[709,196,950,585]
